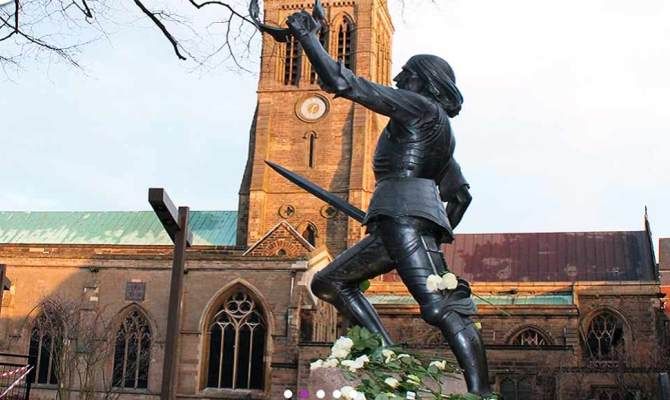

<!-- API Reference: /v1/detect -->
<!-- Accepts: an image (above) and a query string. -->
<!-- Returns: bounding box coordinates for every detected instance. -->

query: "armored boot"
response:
[311,271,394,346]
[439,311,493,396]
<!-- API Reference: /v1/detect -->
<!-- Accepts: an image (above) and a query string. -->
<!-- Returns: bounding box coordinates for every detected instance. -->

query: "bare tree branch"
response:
[0,0,295,74]
[77,0,93,19]
[132,0,187,60]
[187,0,256,26]
[0,0,19,42]
[13,0,18,33]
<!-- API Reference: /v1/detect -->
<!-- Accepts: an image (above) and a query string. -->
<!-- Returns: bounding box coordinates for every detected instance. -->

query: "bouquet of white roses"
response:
[309,326,496,400]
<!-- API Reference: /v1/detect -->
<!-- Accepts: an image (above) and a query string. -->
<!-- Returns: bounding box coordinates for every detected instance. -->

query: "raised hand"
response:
[287,11,320,37]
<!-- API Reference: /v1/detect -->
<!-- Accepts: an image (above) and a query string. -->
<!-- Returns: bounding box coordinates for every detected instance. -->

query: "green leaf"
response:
[359,279,371,292]
[387,361,402,370]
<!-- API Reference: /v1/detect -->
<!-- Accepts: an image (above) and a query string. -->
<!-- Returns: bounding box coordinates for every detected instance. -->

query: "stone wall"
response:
[0,244,309,400]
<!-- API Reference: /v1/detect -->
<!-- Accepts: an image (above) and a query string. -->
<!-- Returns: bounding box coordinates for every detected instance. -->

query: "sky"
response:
[1,0,668,251]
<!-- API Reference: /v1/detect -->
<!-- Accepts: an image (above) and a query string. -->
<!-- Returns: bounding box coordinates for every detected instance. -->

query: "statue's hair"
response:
[406,54,463,117]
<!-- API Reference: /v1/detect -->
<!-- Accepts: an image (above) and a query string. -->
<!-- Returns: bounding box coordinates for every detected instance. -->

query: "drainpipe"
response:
[282,270,298,338]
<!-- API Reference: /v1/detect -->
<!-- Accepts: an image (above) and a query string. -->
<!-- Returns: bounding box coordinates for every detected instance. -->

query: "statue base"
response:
[307,368,468,396]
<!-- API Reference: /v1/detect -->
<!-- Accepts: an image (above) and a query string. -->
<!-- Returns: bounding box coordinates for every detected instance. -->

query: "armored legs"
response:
[311,231,396,345]
[310,216,492,396]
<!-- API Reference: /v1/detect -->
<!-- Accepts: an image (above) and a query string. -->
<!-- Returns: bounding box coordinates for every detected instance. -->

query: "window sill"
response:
[110,387,152,394]
[198,388,266,399]
[30,383,59,389]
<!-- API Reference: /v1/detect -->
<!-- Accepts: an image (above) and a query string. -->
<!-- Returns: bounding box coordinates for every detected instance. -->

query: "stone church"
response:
[1,0,669,399]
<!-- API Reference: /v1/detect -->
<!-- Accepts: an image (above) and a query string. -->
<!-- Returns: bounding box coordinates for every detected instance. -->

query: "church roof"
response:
[0,211,238,246]
[0,212,656,282]
[443,230,657,282]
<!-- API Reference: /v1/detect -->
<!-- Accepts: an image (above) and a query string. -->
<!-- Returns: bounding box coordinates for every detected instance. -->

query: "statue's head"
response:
[394,54,463,117]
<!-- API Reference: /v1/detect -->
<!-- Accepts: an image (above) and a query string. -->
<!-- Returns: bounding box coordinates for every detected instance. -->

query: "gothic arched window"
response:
[284,36,302,86]
[500,376,533,400]
[585,311,625,366]
[302,223,317,246]
[112,309,152,389]
[28,312,63,385]
[310,29,329,84]
[510,328,549,347]
[337,17,354,71]
[206,290,266,390]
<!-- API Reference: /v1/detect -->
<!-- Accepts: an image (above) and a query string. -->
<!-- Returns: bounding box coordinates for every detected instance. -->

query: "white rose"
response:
[341,355,369,372]
[429,360,447,370]
[384,377,399,388]
[331,337,354,359]
[426,274,442,292]
[353,391,366,400]
[381,349,395,363]
[331,347,349,359]
[310,359,324,370]
[323,358,339,368]
[340,386,355,399]
[340,359,356,371]
[341,386,365,400]
[441,272,458,290]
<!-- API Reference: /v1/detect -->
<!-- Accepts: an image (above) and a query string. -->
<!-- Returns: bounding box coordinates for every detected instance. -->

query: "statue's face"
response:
[394,66,423,93]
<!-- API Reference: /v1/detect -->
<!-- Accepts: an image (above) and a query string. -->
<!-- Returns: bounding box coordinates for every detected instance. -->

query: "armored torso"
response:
[373,106,454,183]
[325,64,466,242]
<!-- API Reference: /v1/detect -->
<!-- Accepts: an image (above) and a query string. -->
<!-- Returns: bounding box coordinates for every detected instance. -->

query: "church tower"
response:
[237,0,394,255]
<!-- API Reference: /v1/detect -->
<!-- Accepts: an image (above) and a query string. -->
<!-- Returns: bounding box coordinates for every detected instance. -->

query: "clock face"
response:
[297,95,328,122]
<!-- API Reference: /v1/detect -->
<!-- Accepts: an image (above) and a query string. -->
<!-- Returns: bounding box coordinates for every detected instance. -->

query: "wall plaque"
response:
[125,281,146,301]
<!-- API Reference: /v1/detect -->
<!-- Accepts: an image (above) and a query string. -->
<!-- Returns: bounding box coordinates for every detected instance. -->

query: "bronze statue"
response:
[267,10,493,396]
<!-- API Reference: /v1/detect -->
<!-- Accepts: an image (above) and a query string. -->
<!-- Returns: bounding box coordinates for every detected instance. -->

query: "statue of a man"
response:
[280,11,492,396]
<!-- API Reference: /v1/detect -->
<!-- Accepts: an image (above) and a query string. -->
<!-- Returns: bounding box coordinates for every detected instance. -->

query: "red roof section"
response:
[440,231,656,282]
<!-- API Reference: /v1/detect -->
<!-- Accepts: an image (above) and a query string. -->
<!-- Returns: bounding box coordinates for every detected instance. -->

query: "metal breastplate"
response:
[373,111,454,182]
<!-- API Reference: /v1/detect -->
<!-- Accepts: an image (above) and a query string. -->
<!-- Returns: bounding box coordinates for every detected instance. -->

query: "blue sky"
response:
[1,0,668,251]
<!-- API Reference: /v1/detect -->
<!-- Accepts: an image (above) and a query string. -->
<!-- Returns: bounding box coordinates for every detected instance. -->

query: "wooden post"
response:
[0,264,5,317]
[148,189,191,400]
[659,372,670,400]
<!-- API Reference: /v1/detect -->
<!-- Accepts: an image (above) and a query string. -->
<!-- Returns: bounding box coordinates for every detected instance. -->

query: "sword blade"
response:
[265,161,366,222]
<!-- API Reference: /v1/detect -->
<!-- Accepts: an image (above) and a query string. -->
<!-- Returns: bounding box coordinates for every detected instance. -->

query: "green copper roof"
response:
[368,293,573,306]
[0,211,238,246]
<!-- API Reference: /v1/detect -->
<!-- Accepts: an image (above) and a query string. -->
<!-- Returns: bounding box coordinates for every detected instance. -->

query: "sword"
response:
[265,161,366,222]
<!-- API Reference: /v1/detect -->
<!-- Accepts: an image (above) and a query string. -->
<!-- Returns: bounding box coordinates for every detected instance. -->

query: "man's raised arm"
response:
[285,11,433,122]
[286,12,349,93]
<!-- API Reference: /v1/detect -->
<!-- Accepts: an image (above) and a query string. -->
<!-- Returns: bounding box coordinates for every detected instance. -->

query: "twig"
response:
[13,0,18,33]
[132,0,186,60]
[187,0,256,26]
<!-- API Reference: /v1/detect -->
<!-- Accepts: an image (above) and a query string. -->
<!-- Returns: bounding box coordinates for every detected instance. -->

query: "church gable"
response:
[243,221,315,257]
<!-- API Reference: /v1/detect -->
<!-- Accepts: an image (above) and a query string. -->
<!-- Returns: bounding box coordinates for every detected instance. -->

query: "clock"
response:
[296,95,329,122]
